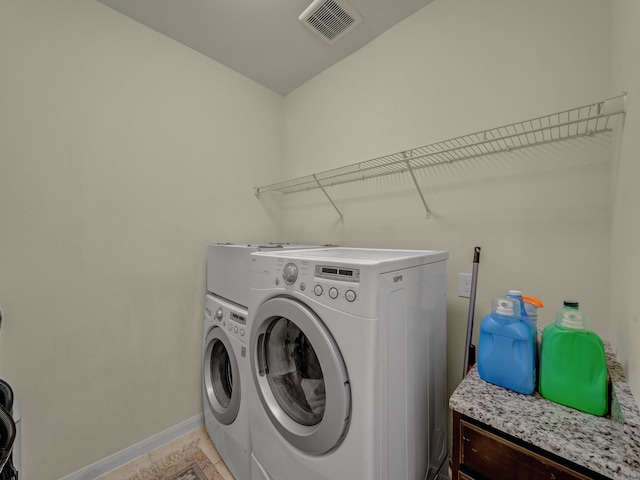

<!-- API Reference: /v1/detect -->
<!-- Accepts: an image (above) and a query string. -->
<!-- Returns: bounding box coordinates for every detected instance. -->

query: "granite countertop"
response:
[449,344,640,479]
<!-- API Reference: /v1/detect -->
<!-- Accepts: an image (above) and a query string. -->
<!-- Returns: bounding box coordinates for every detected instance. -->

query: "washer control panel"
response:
[315,265,360,282]
[313,264,358,303]
[260,258,366,312]
[205,299,247,344]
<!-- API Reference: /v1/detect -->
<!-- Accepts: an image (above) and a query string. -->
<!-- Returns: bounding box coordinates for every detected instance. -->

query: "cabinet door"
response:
[455,412,608,480]
[452,411,611,480]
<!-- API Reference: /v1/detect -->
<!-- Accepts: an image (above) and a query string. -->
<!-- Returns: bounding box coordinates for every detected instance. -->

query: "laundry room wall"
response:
[279,0,624,438]
[610,0,640,399]
[0,1,283,478]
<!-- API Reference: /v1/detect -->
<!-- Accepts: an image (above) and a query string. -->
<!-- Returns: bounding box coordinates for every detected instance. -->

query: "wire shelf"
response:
[255,93,627,218]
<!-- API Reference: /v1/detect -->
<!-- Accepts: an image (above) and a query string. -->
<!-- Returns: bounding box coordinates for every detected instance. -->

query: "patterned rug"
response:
[126,439,223,480]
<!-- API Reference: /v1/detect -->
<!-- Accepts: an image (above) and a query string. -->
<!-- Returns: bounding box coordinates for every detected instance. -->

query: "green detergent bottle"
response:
[539,302,608,416]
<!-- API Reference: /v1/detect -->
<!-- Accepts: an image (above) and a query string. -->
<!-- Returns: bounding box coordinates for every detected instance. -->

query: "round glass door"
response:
[203,327,240,425]
[251,296,351,454]
[264,316,325,427]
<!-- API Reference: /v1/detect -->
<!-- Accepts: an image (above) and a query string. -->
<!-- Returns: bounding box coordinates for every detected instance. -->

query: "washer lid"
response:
[250,296,351,454]
[253,247,448,273]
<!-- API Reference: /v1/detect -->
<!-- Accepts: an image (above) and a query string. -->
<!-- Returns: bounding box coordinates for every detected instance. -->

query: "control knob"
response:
[283,262,298,285]
[215,307,224,321]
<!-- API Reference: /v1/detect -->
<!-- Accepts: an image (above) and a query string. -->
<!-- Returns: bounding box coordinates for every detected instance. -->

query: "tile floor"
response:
[95,426,234,480]
[93,425,451,480]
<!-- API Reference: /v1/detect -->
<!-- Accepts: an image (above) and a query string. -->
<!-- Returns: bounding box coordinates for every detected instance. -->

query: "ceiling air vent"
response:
[299,0,362,44]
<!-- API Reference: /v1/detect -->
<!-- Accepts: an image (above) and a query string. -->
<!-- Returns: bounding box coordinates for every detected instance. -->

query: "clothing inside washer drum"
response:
[210,340,234,409]
[265,317,326,426]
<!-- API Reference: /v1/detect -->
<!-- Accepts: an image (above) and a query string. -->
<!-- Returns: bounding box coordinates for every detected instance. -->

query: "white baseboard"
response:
[60,413,204,480]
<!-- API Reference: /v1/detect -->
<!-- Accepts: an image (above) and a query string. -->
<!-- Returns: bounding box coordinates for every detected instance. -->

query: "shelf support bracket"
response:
[313,174,344,222]
[404,157,431,218]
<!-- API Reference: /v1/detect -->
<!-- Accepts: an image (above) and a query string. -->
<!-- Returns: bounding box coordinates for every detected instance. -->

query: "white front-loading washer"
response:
[247,247,449,480]
[204,243,334,480]
[203,293,250,480]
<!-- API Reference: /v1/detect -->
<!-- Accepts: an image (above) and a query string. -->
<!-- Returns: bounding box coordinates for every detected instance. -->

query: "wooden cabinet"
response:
[451,411,611,480]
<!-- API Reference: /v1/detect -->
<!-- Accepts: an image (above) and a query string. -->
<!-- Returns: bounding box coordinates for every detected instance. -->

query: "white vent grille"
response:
[299,0,362,43]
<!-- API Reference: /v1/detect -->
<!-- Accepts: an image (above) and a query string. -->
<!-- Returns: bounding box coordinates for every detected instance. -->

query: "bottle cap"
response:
[492,297,520,318]
[563,300,579,309]
[523,296,544,308]
[556,309,588,330]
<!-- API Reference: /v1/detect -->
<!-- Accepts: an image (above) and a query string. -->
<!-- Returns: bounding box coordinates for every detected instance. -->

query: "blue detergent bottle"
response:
[505,290,531,323]
[478,297,536,394]
[506,289,539,368]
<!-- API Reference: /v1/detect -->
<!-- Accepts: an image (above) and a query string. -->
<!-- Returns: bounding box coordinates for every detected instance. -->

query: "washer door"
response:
[251,296,351,454]
[203,327,240,425]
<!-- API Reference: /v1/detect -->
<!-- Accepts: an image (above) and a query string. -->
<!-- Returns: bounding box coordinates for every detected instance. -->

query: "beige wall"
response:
[611,0,640,396]
[0,1,282,478]
[281,0,615,430]
[1,0,638,478]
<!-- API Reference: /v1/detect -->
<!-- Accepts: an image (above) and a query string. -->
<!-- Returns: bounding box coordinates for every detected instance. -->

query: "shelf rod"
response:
[256,94,627,198]
[276,111,618,192]
[259,121,615,196]
[313,174,344,222]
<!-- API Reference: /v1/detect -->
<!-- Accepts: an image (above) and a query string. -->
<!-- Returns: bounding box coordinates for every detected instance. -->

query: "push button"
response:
[329,287,339,299]
[345,290,356,302]
[314,285,323,296]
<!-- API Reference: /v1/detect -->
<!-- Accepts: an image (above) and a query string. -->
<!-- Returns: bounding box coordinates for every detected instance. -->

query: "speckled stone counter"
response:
[449,344,640,479]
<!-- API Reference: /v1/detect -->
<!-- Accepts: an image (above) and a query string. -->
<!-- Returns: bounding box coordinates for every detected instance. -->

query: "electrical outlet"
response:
[459,273,472,298]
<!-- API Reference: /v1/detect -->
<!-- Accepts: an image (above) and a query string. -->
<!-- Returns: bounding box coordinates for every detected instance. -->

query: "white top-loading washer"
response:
[247,247,449,480]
